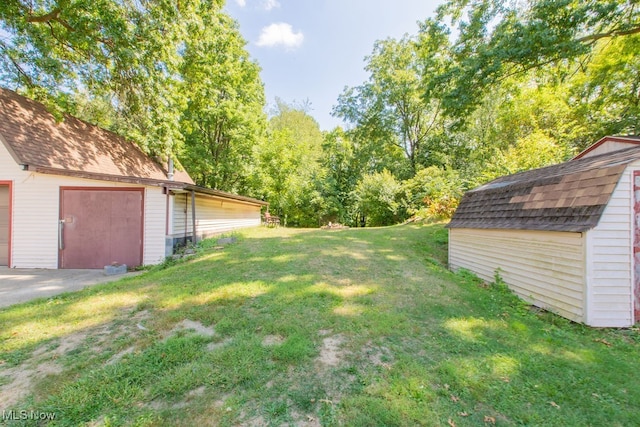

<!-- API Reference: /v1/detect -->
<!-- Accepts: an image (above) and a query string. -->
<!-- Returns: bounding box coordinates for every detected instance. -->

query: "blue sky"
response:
[224,0,443,131]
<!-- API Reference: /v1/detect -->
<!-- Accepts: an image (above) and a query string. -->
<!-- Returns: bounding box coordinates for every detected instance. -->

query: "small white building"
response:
[0,87,266,269]
[448,136,640,327]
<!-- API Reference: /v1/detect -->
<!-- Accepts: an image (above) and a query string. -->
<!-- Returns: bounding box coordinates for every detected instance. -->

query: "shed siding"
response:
[1,141,167,268]
[580,140,638,159]
[172,192,261,241]
[449,228,586,322]
[586,163,639,327]
[143,187,167,266]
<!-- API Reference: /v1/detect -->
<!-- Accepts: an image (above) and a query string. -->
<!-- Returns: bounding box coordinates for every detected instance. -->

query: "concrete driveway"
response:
[0,268,142,308]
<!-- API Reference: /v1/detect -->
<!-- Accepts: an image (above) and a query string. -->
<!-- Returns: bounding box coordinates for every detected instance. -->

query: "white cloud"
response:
[262,0,280,10]
[256,23,304,49]
[235,0,246,7]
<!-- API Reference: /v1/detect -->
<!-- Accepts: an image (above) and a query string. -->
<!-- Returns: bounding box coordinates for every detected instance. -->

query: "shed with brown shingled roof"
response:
[448,141,640,327]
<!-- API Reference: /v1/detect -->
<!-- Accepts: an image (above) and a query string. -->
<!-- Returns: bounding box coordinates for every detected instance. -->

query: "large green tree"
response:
[0,0,227,156]
[179,10,265,192]
[333,34,448,176]
[424,0,640,120]
[569,34,640,145]
[252,100,325,227]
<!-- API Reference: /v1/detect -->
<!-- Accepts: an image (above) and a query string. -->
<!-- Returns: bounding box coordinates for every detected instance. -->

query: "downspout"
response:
[191,190,197,245]
[184,194,188,246]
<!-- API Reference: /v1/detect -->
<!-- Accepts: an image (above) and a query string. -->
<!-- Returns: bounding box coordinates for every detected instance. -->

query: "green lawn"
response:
[1,224,639,426]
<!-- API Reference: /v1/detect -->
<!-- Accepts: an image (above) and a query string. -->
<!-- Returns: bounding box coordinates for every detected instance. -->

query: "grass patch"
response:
[0,224,638,426]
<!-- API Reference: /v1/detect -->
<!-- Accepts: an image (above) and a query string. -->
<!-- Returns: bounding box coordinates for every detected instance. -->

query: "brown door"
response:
[0,185,9,266]
[60,188,144,269]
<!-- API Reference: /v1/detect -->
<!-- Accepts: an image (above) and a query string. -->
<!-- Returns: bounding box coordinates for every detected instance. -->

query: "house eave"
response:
[178,184,268,207]
[27,165,185,188]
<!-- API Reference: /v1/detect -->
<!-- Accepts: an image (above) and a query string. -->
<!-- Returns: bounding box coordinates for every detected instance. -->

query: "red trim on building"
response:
[633,171,640,324]
[573,136,640,160]
[0,180,12,267]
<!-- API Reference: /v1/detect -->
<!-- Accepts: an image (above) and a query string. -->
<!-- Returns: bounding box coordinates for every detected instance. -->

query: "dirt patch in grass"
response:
[207,337,233,351]
[0,360,62,407]
[1,328,104,406]
[362,342,394,369]
[262,334,285,346]
[242,415,267,427]
[105,346,136,365]
[168,319,216,337]
[317,333,346,367]
[290,410,322,427]
[0,308,152,408]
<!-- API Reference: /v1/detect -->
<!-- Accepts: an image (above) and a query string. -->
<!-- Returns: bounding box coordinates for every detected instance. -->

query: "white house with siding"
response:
[0,87,266,269]
[448,136,640,327]
[168,187,265,248]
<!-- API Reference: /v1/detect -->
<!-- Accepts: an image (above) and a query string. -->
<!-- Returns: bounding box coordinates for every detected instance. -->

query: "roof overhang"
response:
[0,130,25,167]
[175,185,268,207]
[20,165,267,205]
[26,165,185,189]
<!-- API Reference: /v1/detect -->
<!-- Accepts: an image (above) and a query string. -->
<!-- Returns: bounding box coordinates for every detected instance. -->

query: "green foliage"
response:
[0,0,213,156]
[333,35,446,175]
[0,0,262,164]
[252,100,325,227]
[477,131,572,184]
[353,170,406,226]
[569,34,640,144]
[179,11,265,193]
[426,0,640,120]
[403,166,465,220]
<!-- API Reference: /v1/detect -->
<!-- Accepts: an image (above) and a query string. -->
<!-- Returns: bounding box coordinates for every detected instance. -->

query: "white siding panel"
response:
[0,138,60,268]
[143,187,167,265]
[1,140,168,268]
[585,163,638,327]
[171,192,261,241]
[15,174,166,268]
[581,141,639,158]
[449,228,586,322]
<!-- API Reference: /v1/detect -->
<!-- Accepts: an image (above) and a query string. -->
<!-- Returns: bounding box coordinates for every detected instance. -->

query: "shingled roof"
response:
[0,87,192,186]
[448,144,640,232]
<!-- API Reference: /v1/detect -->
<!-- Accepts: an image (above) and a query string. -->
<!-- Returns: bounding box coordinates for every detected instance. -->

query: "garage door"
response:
[60,188,144,269]
[0,185,9,266]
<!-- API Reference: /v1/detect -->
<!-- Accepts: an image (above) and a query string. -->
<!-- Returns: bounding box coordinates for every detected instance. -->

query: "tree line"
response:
[1,0,638,227]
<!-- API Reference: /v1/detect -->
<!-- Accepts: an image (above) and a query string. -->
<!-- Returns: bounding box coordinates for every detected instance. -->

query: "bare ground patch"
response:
[362,341,394,369]
[262,334,285,346]
[0,307,152,408]
[291,410,322,427]
[317,333,346,367]
[168,319,216,338]
[207,337,233,351]
[0,360,63,407]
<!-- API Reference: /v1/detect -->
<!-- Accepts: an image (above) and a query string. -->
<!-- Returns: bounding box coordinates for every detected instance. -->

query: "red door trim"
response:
[59,187,145,268]
[633,171,640,324]
[0,180,12,267]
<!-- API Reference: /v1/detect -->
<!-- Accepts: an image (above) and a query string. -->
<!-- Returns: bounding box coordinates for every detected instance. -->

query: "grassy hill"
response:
[1,224,638,426]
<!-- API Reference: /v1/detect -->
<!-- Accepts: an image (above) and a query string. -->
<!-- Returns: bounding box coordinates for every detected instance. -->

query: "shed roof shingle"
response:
[448,144,640,232]
[0,87,193,185]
